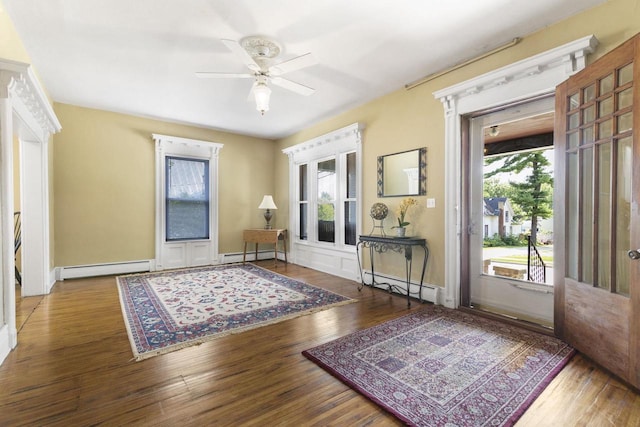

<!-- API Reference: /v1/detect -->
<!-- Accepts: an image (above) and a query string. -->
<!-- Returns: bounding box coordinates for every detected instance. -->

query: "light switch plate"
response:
[427,198,436,208]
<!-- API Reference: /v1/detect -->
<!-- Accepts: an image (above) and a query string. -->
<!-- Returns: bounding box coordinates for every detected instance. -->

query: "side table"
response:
[243,229,288,268]
[356,235,428,307]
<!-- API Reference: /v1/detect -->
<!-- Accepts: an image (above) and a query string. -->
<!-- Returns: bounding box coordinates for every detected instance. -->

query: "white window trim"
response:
[283,123,364,279]
[432,35,598,309]
[152,134,223,270]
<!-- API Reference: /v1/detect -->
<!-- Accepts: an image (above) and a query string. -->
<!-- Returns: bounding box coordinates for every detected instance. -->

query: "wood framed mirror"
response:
[377,147,427,197]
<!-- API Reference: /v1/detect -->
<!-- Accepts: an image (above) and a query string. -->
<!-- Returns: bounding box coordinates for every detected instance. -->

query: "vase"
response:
[395,227,406,237]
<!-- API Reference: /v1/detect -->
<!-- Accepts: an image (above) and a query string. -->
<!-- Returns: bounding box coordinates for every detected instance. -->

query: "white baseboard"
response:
[0,324,13,367]
[221,250,287,265]
[362,271,441,304]
[56,260,153,280]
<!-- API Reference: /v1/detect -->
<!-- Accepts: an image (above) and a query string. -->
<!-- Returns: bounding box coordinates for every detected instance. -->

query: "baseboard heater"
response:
[362,271,440,305]
[57,260,153,281]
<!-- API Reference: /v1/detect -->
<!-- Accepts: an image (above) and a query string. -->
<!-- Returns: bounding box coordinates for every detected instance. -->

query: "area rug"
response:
[117,263,355,361]
[303,307,574,427]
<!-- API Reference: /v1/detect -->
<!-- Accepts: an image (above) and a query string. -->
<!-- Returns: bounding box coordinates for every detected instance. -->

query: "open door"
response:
[555,34,639,389]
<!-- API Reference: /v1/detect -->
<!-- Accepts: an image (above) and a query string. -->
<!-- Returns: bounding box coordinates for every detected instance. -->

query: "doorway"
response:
[465,97,556,327]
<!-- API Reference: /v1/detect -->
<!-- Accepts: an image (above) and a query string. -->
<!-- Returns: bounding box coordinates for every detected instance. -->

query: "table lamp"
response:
[259,195,277,229]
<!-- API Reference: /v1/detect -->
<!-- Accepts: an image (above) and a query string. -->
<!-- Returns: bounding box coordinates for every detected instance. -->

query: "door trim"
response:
[0,59,61,366]
[433,35,598,309]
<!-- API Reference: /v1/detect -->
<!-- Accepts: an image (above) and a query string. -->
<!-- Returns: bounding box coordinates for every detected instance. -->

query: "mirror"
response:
[377,147,426,197]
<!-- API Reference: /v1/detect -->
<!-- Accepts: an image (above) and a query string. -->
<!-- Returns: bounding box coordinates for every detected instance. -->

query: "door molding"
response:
[0,59,61,365]
[433,35,598,309]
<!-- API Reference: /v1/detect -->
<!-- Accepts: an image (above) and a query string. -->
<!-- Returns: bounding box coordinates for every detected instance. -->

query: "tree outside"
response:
[484,149,553,244]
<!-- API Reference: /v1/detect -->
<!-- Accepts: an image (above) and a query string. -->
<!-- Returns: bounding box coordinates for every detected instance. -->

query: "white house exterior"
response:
[483,197,518,238]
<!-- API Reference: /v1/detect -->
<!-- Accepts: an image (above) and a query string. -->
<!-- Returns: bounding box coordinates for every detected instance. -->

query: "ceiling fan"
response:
[196,36,317,115]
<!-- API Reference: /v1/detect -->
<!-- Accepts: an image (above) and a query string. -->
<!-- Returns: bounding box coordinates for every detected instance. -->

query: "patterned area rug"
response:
[117,263,354,360]
[303,307,574,427]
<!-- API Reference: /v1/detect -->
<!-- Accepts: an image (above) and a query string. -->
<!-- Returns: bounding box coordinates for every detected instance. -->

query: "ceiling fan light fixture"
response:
[253,82,271,115]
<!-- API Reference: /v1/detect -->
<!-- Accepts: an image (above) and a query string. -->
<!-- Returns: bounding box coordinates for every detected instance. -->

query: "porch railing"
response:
[527,235,546,283]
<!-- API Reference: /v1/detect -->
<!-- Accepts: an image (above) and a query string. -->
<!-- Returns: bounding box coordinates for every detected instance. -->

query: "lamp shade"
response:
[253,83,271,115]
[258,195,277,210]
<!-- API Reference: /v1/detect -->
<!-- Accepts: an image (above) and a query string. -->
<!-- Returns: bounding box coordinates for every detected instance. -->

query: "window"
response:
[285,123,363,253]
[153,134,223,270]
[297,153,355,246]
[165,156,209,241]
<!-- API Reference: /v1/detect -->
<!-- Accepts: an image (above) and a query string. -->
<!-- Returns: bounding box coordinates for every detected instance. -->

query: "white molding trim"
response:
[152,134,223,271]
[0,59,61,366]
[56,260,153,280]
[432,35,598,310]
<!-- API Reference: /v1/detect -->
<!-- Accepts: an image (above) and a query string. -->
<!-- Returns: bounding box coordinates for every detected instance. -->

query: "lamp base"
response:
[263,209,273,229]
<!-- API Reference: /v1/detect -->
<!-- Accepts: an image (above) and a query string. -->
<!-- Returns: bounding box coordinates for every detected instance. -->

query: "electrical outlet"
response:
[427,198,436,208]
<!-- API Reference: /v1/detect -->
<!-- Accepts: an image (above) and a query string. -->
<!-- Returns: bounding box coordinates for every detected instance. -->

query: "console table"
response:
[356,235,429,307]
[243,229,288,268]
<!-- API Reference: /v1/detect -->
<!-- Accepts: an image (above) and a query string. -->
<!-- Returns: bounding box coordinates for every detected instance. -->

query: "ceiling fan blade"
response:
[271,77,315,96]
[269,53,316,76]
[195,72,253,79]
[221,39,260,72]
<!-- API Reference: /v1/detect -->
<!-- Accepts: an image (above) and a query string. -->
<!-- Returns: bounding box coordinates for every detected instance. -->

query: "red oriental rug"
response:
[303,307,574,427]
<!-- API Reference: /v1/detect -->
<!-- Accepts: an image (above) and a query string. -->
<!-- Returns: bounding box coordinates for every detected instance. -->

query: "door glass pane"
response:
[583,105,596,123]
[583,84,596,102]
[599,97,613,117]
[618,63,633,86]
[317,159,336,243]
[581,148,594,284]
[569,112,580,130]
[618,88,633,110]
[599,119,613,139]
[617,112,633,133]
[568,131,579,149]
[600,73,614,94]
[616,136,632,295]
[165,157,209,241]
[569,93,580,109]
[566,152,579,280]
[582,126,594,144]
[597,143,611,290]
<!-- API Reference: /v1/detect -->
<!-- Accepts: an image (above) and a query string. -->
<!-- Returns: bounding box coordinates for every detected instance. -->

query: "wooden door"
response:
[555,34,639,389]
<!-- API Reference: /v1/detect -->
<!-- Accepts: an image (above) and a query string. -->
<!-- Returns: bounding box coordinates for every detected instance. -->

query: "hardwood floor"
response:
[1,261,639,426]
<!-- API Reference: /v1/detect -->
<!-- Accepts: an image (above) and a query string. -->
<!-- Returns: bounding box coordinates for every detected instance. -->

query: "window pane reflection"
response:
[616,137,632,295]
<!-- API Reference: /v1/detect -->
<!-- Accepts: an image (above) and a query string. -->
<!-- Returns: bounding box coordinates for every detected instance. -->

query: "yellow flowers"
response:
[393,197,418,228]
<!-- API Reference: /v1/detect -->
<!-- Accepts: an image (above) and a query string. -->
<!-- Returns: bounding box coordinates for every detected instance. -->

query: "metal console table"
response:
[356,235,429,307]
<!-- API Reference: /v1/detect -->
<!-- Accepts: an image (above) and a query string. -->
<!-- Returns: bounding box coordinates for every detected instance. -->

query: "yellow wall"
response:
[53,104,274,266]
[276,0,640,288]
[2,0,57,269]
[6,0,640,279]
[0,1,31,63]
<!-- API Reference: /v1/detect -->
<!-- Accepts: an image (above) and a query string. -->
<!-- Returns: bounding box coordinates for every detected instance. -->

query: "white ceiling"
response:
[4,0,605,139]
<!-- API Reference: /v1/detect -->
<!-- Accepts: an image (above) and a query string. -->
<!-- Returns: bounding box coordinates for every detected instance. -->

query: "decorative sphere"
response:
[370,203,389,220]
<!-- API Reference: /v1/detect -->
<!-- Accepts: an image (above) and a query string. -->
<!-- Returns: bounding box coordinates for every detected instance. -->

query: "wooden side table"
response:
[243,229,288,267]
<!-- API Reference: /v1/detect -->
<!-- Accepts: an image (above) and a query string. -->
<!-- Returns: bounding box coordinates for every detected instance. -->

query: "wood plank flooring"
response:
[1,261,639,426]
